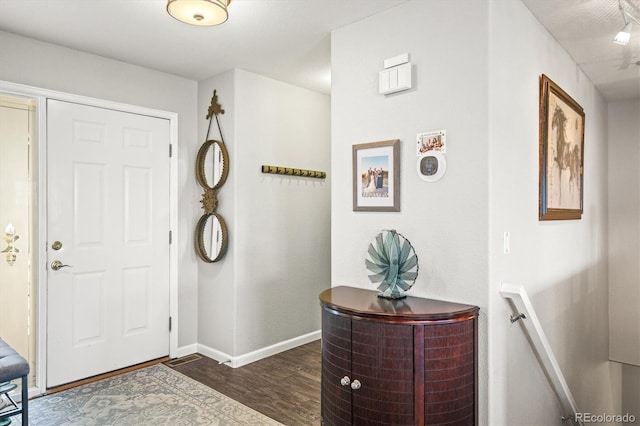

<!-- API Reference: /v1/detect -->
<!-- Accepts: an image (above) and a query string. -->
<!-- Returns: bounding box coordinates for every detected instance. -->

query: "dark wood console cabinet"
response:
[319,286,479,426]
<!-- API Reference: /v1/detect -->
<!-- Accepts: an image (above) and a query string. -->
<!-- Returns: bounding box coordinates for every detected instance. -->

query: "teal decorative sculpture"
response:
[365,229,419,299]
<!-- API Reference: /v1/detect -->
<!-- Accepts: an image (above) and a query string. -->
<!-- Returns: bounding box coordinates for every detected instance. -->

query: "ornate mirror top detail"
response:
[195,90,230,263]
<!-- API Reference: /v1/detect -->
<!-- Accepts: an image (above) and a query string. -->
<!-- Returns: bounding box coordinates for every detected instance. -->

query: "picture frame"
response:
[539,74,585,220]
[352,139,400,211]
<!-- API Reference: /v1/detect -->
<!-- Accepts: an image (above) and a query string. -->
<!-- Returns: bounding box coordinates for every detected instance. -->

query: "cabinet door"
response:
[351,319,414,425]
[423,319,476,425]
[322,308,352,425]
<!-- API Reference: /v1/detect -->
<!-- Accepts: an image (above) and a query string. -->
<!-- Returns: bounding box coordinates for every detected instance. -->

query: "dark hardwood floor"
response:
[168,340,322,425]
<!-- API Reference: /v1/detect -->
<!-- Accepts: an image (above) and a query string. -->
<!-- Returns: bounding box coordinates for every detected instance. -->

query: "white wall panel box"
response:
[384,53,409,69]
[379,54,412,95]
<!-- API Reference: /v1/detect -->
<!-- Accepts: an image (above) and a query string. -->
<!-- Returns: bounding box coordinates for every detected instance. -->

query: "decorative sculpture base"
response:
[377,289,408,300]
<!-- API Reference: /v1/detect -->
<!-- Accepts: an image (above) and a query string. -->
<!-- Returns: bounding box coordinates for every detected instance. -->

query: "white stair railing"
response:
[500,283,582,426]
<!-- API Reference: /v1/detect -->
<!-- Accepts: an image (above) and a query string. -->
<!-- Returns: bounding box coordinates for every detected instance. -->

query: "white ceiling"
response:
[0,0,638,101]
[522,0,640,101]
[0,0,408,95]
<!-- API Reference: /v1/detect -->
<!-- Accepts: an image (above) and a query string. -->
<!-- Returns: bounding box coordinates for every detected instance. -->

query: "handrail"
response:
[500,283,582,426]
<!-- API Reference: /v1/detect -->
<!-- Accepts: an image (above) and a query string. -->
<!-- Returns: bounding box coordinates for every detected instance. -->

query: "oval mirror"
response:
[196,140,229,190]
[195,213,228,263]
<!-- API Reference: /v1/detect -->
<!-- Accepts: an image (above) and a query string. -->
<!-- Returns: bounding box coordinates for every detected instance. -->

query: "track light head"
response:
[614,21,633,45]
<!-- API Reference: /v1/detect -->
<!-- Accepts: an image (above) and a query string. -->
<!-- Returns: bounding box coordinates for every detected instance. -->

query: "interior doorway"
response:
[0,93,37,391]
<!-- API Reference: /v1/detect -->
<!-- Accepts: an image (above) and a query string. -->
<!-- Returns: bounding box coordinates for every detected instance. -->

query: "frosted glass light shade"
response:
[614,22,632,45]
[167,0,230,26]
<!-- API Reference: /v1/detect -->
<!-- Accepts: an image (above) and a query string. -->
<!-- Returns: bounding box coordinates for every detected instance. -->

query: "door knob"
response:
[351,379,361,390]
[51,260,71,271]
[340,376,350,386]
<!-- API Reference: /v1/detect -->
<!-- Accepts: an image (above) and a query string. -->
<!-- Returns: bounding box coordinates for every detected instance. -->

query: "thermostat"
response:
[417,151,446,182]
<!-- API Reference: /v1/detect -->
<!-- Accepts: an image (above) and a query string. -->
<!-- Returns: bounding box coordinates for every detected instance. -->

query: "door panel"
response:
[351,319,414,426]
[122,266,151,334]
[73,271,106,346]
[321,307,352,425]
[123,167,151,244]
[73,162,105,246]
[46,99,170,388]
[424,320,476,425]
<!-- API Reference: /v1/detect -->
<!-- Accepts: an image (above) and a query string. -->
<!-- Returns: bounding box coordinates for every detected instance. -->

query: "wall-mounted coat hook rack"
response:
[261,165,326,179]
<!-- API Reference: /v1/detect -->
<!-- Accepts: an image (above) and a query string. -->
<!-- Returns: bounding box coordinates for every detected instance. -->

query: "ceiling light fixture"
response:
[167,0,231,26]
[614,0,639,45]
[614,22,633,45]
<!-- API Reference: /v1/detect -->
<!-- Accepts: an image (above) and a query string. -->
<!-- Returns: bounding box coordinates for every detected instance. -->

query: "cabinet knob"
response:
[351,379,361,390]
[340,376,351,386]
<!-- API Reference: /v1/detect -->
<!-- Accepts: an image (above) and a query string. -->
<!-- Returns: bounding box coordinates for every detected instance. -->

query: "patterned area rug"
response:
[12,364,283,425]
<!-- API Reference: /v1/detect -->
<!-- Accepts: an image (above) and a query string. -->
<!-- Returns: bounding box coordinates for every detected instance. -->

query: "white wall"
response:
[622,364,640,419]
[196,70,237,357]
[489,1,618,424]
[197,69,330,361]
[331,1,490,423]
[0,30,200,349]
[333,0,621,424]
[233,69,330,355]
[609,99,640,419]
[0,29,330,367]
[0,5,627,420]
[608,99,640,365]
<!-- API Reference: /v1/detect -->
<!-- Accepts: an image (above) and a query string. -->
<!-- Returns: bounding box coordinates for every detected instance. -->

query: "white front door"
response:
[46,99,171,388]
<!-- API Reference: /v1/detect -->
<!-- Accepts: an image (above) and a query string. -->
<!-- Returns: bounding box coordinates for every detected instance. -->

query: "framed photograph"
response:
[417,130,447,154]
[539,74,585,220]
[353,139,400,211]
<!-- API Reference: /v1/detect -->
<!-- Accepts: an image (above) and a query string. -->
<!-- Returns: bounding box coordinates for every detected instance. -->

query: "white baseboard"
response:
[232,330,321,368]
[176,343,198,359]
[196,344,234,366]
[194,330,321,368]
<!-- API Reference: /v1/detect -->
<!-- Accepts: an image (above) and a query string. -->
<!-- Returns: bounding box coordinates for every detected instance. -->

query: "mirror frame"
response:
[194,212,228,263]
[195,139,229,190]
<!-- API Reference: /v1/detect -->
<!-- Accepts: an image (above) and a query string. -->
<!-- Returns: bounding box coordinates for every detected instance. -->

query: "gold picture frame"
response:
[539,74,585,220]
[352,139,400,212]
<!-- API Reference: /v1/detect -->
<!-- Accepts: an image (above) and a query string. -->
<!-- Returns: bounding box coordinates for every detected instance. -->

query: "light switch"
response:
[398,64,409,87]
[503,232,510,254]
[389,68,398,90]
[379,62,412,95]
[379,70,390,93]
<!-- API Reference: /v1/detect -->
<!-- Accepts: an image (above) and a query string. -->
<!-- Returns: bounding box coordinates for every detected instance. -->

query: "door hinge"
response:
[169,144,173,158]
[169,230,172,244]
[169,316,172,332]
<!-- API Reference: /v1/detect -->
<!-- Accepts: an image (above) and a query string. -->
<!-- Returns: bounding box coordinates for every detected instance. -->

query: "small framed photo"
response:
[352,139,400,211]
[539,74,585,220]
[417,130,446,154]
